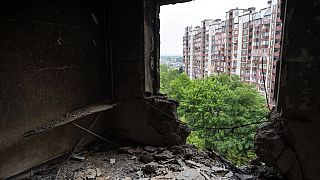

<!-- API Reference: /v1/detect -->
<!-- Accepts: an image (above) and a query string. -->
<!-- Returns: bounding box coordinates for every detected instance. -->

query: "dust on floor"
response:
[14,143,283,180]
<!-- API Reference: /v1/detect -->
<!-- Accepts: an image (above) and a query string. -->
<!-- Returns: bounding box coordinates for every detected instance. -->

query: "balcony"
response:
[276,26,282,31]
[276,17,282,23]
[274,43,281,48]
[263,19,271,24]
[275,34,282,40]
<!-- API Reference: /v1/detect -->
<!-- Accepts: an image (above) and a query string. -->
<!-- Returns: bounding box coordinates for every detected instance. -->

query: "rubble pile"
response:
[16,144,282,180]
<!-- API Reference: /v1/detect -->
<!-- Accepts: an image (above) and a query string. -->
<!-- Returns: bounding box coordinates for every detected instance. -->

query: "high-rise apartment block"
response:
[183,0,282,105]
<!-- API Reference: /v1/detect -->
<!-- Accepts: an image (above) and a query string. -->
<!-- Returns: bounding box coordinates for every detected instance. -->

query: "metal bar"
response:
[72,112,103,152]
[71,122,119,147]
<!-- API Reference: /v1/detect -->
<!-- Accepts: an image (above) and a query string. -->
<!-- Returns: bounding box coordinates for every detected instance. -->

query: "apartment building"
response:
[183,0,282,105]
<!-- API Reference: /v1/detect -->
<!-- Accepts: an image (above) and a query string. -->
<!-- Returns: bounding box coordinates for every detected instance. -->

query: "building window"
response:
[243,22,248,28]
[242,43,248,48]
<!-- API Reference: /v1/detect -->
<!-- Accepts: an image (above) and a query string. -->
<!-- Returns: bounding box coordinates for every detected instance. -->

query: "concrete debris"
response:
[177,159,187,168]
[73,171,85,180]
[200,171,211,180]
[144,146,158,152]
[185,160,202,168]
[84,168,97,179]
[211,166,228,172]
[110,158,116,164]
[234,173,255,180]
[17,143,283,180]
[224,171,234,178]
[176,168,205,180]
[96,168,102,177]
[154,150,173,160]
[71,153,85,161]
[144,96,190,146]
[139,153,154,164]
[142,162,159,174]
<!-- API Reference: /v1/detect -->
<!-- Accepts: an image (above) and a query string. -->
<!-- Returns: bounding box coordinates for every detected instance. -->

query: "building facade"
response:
[183,0,282,106]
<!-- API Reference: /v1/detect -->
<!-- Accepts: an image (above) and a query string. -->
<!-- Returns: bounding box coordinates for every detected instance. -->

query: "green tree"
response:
[160,64,181,94]
[160,67,268,165]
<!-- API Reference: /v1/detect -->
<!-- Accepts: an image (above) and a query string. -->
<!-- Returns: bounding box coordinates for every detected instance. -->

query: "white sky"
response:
[160,0,268,55]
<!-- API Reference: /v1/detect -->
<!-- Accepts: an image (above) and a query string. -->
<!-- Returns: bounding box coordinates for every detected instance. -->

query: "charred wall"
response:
[255,0,320,179]
[0,0,190,178]
[0,0,110,178]
[109,0,189,147]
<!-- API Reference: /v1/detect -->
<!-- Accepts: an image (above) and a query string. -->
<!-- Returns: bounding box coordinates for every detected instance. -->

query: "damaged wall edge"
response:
[255,0,320,179]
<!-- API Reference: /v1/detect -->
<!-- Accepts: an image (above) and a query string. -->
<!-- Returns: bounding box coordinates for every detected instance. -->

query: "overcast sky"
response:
[160,0,268,55]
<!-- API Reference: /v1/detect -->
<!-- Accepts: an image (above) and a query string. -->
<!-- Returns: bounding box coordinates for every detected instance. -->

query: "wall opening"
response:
[158,0,284,165]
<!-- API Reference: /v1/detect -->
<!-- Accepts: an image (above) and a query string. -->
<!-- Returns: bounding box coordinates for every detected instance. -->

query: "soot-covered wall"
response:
[0,0,191,178]
[255,0,320,179]
[0,0,109,178]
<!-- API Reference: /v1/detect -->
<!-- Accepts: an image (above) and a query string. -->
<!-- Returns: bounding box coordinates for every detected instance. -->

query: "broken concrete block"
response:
[96,168,102,177]
[144,146,158,152]
[139,153,154,164]
[73,171,85,180]
[224,171,233,178]
[142,162,159,174]
[85,169,97,179]
[144,96,190,146]
[110,158,116,164]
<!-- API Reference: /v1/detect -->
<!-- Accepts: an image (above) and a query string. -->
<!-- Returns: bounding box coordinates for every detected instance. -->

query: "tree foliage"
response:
[160,64,268,165]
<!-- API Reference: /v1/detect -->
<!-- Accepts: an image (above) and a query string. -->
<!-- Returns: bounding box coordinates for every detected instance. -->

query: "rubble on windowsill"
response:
[16,143,283,180]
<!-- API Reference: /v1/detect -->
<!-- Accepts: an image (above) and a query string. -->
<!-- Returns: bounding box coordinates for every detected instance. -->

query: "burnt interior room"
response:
[0,0,320,179]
